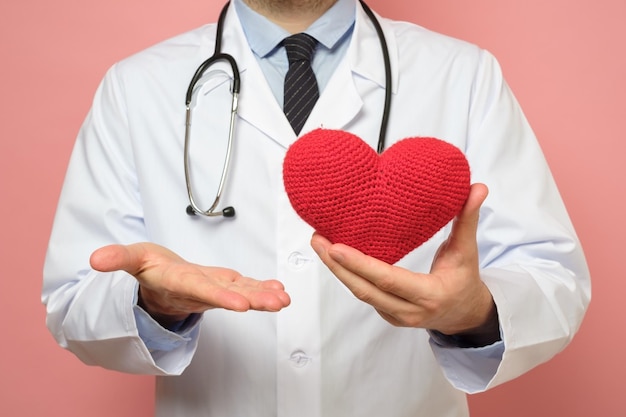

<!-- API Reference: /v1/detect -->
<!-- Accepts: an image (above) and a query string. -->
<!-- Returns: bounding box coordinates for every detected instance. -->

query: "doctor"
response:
[43,0,591,416]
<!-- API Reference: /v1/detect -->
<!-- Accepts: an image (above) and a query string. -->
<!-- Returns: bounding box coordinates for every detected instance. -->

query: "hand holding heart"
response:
[311,183,496,336]
[284,129,497,336]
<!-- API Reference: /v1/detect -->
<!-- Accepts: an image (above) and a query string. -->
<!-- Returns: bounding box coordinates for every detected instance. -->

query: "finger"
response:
[243,290,292,311]
[201,285,290,312]
[311,233,419,308]
[171,272,291,312]
[256,278,287,291]
[312,233,426,296]
[226,276,292,310]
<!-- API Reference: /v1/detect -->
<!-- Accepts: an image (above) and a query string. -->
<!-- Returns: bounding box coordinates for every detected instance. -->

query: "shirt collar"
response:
[233,0,356,57]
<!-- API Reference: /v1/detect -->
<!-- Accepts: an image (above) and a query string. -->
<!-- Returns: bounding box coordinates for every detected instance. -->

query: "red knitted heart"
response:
[283,129,471,264]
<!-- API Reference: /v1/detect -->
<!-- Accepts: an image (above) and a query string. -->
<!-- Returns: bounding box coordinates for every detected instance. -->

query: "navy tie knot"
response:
[284,33,318,65]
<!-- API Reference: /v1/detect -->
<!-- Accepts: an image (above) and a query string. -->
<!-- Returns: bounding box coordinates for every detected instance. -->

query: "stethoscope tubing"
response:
[184,3,240,217]
[358,0,392,153]
[184,0,391,217]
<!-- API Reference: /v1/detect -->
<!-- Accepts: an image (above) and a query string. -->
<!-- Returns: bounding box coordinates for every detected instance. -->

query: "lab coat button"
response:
[289,350,311,368]
[287,252,310,269]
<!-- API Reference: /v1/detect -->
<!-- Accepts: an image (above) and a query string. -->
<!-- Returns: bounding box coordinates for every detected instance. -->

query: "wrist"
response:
[435,301,501,348]
[137,286,191,330]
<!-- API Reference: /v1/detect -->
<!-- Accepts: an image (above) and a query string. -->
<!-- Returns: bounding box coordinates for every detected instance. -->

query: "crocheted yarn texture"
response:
[283,129,471,264]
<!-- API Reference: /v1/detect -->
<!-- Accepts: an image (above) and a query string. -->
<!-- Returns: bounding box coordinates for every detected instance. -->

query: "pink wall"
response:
[1,0,623,415]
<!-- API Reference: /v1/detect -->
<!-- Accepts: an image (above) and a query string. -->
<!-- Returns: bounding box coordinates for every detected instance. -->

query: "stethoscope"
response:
[184,0,391,218]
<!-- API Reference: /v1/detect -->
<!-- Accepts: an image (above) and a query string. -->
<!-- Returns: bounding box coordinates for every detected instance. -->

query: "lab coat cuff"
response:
[133,293,203,353]
[428,334,504,393]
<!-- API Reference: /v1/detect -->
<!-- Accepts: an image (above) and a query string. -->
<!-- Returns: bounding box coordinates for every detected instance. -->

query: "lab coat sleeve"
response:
[42,64,199,375]
[429,50,591,393]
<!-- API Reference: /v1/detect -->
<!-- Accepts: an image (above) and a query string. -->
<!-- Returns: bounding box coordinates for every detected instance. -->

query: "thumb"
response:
[89,243,152,275]
[448,183,489,248]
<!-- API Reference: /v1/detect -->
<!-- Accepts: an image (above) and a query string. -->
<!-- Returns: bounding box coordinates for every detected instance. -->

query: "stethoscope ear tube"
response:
[185,53,241,107]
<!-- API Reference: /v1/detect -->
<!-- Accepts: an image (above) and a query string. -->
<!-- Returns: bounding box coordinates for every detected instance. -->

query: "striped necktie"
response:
[283,33,319,135]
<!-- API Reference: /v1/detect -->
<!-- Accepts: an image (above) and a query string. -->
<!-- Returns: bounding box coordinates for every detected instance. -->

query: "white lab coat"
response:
[43,2,590,416]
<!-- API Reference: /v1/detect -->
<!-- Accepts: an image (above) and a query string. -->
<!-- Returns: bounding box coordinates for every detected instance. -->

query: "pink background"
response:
[1,0,624,415]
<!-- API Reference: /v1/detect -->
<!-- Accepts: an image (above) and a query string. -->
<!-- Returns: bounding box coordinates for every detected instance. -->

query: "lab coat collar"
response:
[348,4,399,94]
[221,3,296,147]
[220,1,399,150]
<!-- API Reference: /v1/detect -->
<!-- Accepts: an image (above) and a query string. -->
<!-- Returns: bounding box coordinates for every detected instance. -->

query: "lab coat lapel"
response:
[221,3,296,148]
[307,4,397,135]
[304,4,399,145]
[237,63,297,148]
[304,58,362,133]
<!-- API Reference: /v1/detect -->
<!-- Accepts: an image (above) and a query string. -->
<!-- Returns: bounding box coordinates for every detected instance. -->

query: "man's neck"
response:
[242,0,339,33]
